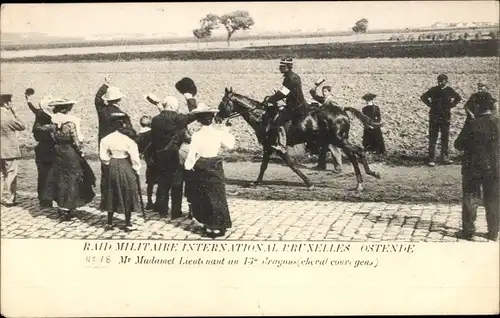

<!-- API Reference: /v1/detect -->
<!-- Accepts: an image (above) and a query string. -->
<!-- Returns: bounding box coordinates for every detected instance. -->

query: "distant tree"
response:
[193,27,212,49]
[219,10,255,47]
[193,14,221,49]
[475,32,482,39]
[407,34,415,41]
[464,32,470,40]
[489,30,498,39]
[200,13,220,31]
[352,18,369,35]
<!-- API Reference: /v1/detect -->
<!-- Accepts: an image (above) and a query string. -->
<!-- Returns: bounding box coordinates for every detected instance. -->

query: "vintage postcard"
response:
[1,1,499,316]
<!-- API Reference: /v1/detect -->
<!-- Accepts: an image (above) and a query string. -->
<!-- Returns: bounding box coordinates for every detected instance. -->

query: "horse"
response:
[215,87,381,191]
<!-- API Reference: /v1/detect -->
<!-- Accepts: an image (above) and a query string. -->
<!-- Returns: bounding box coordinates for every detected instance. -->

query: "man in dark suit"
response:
[420,74,462,166]
[150,96,197,219]
[25,89,55,208]
[264,57,307,153]
[454,104,499,241]
[1,94,26,206]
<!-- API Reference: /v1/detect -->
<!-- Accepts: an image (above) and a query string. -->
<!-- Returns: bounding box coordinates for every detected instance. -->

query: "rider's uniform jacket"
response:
[268,70,306,115]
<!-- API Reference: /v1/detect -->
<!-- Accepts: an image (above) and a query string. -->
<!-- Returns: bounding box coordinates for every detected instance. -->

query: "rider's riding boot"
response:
[271,126,287,153]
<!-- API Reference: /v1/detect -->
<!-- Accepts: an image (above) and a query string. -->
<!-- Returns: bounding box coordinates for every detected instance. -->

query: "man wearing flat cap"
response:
[464,82,498,121]
[264,57,307,153]
[420,74,462,166]
[1,94,26,206]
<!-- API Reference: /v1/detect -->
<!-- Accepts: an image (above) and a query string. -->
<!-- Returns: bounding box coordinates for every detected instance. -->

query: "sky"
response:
[1,1,498,38]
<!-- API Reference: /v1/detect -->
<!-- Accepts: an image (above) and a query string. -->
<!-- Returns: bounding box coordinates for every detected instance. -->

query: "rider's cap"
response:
[280,57,293,66]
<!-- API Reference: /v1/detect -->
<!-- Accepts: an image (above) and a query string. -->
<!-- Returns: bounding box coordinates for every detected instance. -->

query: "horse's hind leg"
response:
[278,150,313,189]
[339,142,364,192]
[349,142,381,179]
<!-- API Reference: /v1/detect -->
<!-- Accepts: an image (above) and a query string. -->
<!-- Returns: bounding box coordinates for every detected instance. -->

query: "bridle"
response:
[219,93,265,123]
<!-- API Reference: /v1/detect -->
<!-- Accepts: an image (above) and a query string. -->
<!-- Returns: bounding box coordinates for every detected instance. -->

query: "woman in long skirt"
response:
[41,98,95,220]
[99,113,141,231]
[184,103,236,238]
[361,93,386,159]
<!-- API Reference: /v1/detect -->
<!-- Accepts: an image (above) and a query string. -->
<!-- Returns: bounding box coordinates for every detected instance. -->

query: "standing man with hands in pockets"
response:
[420,74,462,167]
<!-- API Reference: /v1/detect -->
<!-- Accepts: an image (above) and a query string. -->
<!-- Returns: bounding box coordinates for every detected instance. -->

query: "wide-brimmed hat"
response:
[144,93,162,105]
[477,82,487,88]
[189,102,218,114]
[102,86,125,101]
[1,94,13,104]
[48,98,77,107]
[362,93,377,101]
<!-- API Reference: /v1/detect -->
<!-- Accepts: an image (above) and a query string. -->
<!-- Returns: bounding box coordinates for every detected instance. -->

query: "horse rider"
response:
[263,57,307,153]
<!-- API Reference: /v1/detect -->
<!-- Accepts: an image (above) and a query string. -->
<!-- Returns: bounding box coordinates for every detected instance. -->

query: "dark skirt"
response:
[101,158,141,215]
[184,156,231,230]
[363,128,386,154]
[42,144,95,210]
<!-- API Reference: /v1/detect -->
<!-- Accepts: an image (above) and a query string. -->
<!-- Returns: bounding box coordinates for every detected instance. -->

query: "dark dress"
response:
[184,156,232,231]
[362,104,386,155]
[42,121,95,210]
[27,102,56,206]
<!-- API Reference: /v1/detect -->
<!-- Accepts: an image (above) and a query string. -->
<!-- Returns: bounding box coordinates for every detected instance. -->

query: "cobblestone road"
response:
[0,191,495,242]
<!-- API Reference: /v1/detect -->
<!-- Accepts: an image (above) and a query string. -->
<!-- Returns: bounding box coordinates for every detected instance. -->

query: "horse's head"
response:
[216,87,236,122]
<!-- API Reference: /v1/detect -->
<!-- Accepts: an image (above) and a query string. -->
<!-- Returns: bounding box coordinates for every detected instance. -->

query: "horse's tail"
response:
[344,107,382,129]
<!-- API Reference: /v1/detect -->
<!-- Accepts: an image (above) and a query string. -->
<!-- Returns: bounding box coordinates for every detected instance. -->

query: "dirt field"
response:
[16,158,462,203]
[2,57,498,161]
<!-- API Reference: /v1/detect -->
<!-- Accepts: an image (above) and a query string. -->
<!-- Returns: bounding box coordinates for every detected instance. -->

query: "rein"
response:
[222,96,266,123]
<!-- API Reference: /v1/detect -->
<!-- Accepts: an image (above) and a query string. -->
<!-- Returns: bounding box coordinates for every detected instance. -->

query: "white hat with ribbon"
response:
[102,86,125,101]
[47,98,78,107]
[190,102,218,114]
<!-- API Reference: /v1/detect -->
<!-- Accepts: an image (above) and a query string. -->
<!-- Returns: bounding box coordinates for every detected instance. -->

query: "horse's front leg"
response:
[278,149,314,189]
[253,146,272,186]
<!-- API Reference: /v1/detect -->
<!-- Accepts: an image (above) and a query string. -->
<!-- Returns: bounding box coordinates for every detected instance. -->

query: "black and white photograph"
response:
[1,1,499,316]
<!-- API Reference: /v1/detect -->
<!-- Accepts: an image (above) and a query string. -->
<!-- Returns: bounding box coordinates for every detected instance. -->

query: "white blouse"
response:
[99,131,142,172]
[184,125,236,170]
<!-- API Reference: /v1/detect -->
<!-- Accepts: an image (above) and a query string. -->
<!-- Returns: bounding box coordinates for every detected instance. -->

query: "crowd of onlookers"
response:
[0,76,235,238]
